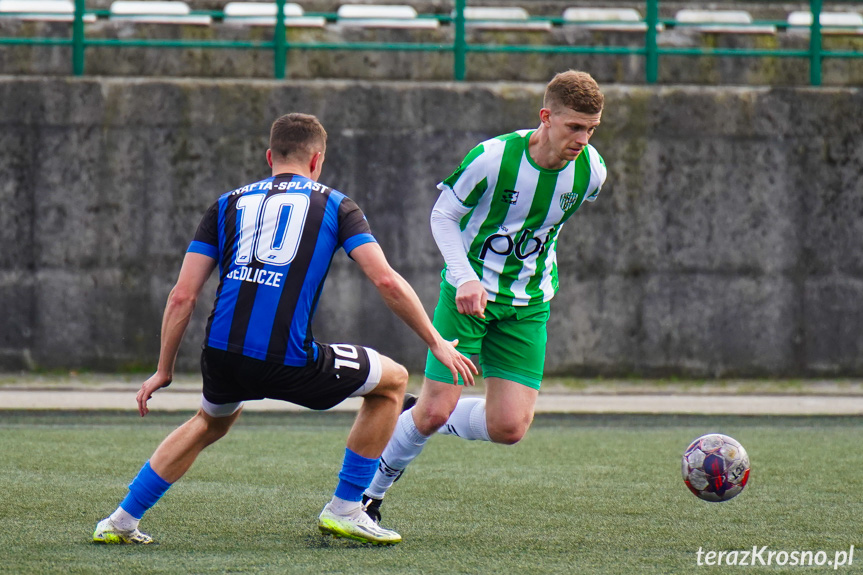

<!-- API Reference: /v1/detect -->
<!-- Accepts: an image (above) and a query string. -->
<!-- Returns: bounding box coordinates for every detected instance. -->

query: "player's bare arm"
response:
[137,252,216,416]
[350,242,478,386]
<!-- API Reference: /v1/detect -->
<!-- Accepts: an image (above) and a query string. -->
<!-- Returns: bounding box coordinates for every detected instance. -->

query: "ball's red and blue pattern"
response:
[682,433,750,502]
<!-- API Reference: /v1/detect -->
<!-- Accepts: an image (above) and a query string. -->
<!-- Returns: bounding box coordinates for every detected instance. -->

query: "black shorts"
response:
[200,343,382,411]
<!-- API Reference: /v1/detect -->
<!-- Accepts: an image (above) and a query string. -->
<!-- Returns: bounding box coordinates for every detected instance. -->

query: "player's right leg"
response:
[363,279,481,522]
[318,353,407,544]
[362,377,462,522]
[345,354,408,456]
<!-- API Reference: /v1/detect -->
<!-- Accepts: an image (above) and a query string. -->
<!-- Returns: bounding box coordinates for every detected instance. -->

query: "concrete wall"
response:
[0,77,861,377]
[2,19,863,87]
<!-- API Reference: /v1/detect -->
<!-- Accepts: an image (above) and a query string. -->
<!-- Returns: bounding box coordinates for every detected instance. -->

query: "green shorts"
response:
[424,280,550,390]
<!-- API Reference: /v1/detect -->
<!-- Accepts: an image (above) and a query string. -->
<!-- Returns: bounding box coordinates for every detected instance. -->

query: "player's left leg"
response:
[483,377,538,444]
[94,404,243,544]
[435,378,538,444]
[438,299,547,444]
[149,404,243,482]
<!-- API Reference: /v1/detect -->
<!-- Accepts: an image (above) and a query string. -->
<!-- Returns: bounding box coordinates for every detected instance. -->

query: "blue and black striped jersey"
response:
[187,172,376,366]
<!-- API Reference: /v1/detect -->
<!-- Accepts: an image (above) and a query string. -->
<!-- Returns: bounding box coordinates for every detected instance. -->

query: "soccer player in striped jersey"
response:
[363,71,607,524]
[93,113,476,546]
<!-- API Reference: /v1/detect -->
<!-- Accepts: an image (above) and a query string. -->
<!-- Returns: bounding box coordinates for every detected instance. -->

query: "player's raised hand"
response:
[136,372,172,417]
[455,280,488,319]
[430,338,478,386]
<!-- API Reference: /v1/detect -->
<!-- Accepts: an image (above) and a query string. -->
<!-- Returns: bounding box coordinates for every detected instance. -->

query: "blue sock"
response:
[119,461,173,520]
[334,448,379,502]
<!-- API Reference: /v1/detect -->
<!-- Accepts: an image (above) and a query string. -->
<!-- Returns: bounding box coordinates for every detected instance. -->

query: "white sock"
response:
[364,409,430,499]
[437,397,490,441]
[109,506,139,531]
[327,496,362,516]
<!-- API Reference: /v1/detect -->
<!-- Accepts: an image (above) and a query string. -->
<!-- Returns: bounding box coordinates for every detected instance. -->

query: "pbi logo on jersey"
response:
[559,191,581,211]
[501,189,519,205]
[479,229,550,261]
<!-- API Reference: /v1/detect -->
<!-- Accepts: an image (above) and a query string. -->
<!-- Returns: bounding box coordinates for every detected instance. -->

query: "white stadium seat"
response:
[561,7,655,32]
[222,2,325,27]
[461,6,551,31]
[0,0,95,22]
[336,4,439,29]
[110,1,211,25]
[675,9,776,34]
[787,11,863,34]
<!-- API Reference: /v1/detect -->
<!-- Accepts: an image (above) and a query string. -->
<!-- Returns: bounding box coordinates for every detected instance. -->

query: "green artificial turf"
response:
[1,411,861,574]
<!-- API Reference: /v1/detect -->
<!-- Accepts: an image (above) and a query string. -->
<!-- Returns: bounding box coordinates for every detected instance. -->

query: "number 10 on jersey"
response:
[235,194,310,266]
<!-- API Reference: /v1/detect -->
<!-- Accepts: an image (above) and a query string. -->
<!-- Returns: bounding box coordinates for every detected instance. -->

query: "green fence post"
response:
[72,0,85,75]
[274,0,287,79]
[809,0,822,86]
[454,0,466,81]
[645,0,658,83]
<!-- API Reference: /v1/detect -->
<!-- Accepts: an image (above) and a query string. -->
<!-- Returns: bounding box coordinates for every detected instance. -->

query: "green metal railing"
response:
[0,0,859,85]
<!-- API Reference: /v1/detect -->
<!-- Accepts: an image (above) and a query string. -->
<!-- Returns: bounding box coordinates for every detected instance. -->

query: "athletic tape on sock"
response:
[334,448,379,502]
[119,460,172,520]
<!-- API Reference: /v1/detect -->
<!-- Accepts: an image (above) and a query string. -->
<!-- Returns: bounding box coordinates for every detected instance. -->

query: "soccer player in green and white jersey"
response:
[362,70,607,526]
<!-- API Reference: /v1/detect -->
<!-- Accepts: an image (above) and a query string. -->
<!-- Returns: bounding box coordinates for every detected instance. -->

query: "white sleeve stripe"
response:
[436,183,474,215]
[585,145,607,202]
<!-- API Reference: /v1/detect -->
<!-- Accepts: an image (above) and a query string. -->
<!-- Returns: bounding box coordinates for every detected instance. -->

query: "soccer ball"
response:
[682,433,750,502]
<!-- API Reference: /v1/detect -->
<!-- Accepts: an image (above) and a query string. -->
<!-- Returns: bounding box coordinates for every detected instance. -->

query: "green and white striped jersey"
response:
[437,129,606,306]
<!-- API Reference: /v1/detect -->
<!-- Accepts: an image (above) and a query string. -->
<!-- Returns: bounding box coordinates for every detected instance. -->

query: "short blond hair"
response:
[543,70,604,114]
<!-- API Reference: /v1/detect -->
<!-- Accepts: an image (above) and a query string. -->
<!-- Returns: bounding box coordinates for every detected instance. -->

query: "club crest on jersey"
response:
[559,192,580,211]
[501,189,519,205]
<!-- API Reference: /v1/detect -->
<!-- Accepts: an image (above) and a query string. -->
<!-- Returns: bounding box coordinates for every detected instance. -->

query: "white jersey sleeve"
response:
[430,190,479,287]
[584,145,607,203]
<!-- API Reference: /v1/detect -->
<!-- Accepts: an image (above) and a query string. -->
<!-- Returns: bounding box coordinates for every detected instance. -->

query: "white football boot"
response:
[318,502,402,545]
[92,517,154,544]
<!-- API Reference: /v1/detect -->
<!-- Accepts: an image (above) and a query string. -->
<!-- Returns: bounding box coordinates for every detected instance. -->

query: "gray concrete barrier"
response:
[1,18,862,86]
[0,77,861,377]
